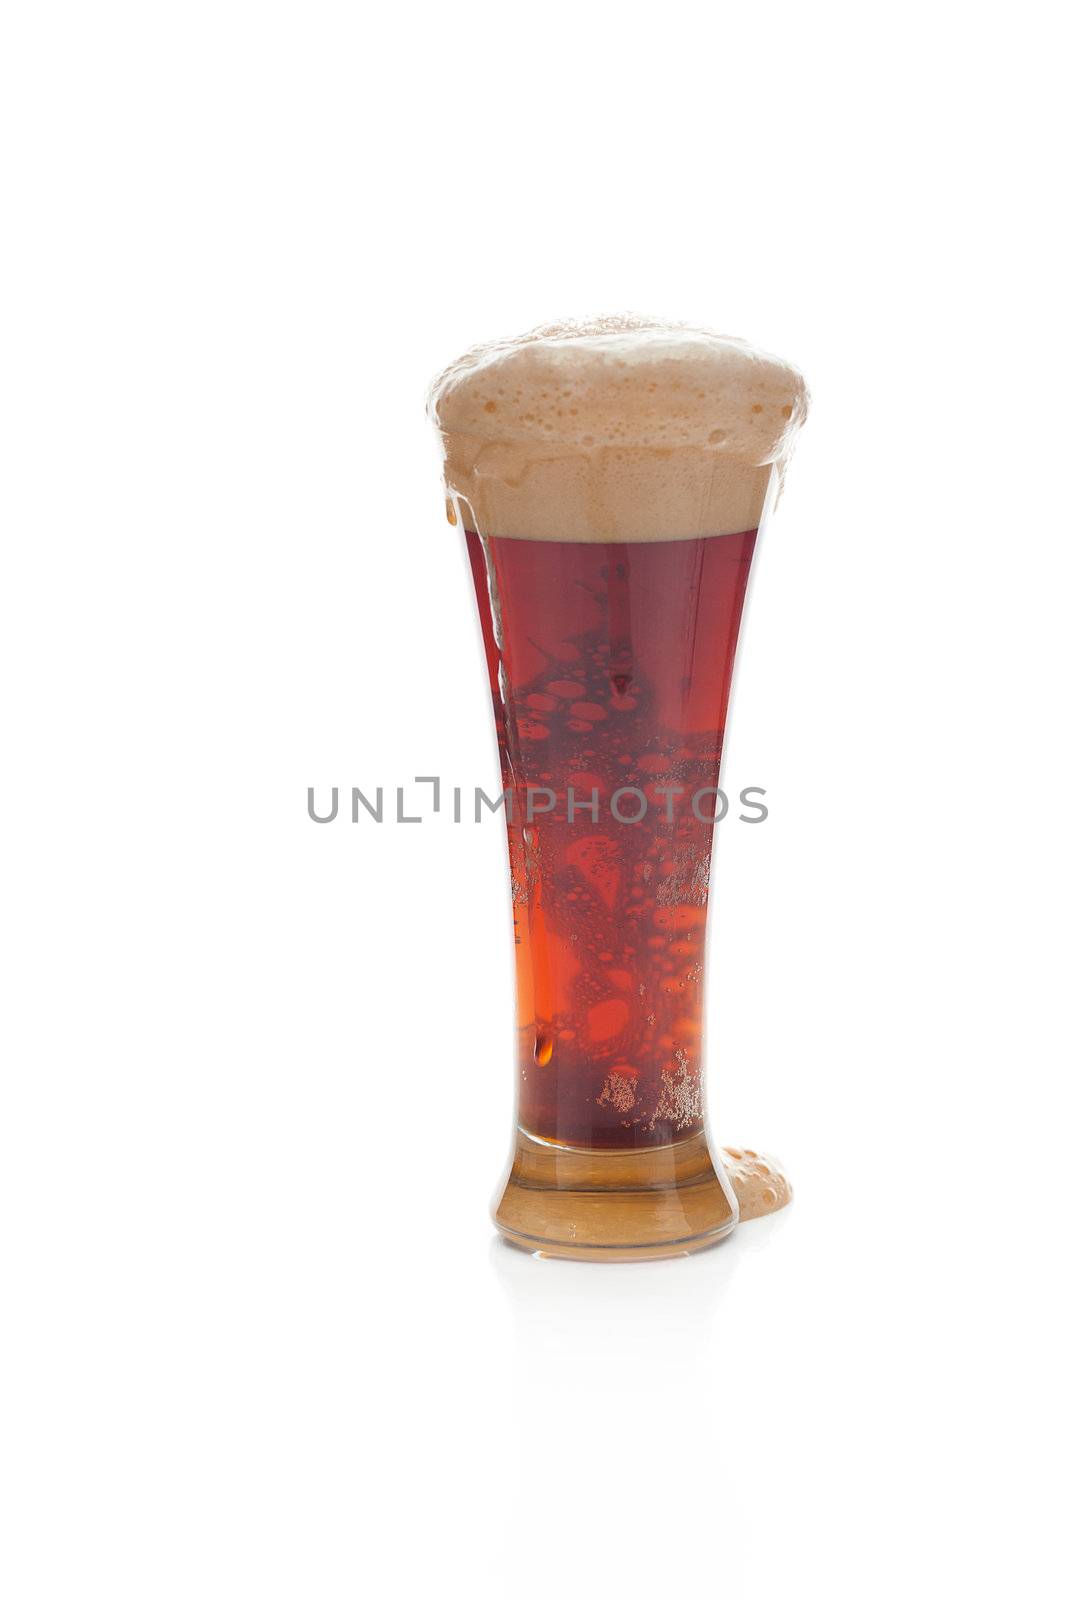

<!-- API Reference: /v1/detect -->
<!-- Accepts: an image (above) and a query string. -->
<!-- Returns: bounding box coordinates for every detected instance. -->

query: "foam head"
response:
[428,316,809,542]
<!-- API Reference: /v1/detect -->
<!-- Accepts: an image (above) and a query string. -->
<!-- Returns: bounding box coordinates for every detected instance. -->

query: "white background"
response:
[1,2,1063,1596]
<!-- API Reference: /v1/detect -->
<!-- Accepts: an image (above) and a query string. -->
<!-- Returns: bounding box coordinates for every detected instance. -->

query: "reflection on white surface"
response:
[489,1213,791,1426]
[486,1213,793,1599]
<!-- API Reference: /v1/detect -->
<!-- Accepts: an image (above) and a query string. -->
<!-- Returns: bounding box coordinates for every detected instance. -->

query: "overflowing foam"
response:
[429,316,808,542]
[722,1146,793,1221]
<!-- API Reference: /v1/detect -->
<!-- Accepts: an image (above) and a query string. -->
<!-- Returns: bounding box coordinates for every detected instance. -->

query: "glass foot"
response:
[492,1128,738,1262]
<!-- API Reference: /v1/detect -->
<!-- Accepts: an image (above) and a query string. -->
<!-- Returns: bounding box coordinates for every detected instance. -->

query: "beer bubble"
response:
[586,998,629,1042]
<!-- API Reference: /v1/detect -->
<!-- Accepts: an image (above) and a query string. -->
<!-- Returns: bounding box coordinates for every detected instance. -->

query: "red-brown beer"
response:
[467,527,756,1150]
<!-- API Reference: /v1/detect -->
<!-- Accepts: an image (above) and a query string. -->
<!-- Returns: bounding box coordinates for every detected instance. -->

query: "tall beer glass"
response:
[429,318,807,1259]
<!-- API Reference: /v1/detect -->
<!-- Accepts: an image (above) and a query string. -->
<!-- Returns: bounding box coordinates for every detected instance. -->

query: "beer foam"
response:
[722,1146,793,1221]
[429,316,808,541]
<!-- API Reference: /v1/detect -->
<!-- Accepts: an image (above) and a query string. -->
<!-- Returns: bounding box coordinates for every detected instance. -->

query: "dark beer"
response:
[467,527,756,1150]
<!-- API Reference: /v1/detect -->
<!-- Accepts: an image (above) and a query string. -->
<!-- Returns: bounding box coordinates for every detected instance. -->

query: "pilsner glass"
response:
[430,319,807,1260]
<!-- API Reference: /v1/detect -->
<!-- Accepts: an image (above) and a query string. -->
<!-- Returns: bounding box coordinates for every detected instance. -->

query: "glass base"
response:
[492,1128,738,1262]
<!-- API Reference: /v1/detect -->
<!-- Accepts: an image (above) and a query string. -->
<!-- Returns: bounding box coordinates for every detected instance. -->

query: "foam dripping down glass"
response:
[429,319,808,1259]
